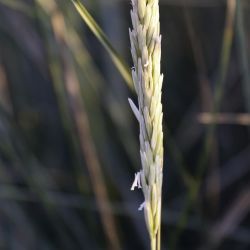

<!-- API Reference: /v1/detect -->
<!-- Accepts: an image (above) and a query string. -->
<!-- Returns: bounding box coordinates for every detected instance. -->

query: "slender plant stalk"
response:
[170,1,237,249]
[128,1,164,249]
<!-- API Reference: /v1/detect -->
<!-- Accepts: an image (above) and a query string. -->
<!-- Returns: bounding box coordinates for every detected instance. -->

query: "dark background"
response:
[0,0,249,249]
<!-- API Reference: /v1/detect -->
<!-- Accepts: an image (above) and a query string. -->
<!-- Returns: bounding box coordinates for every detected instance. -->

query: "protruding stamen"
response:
[131,172,142,190]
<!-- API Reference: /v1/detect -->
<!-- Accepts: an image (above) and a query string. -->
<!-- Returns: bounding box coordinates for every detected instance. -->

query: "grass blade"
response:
[70,0,133,90]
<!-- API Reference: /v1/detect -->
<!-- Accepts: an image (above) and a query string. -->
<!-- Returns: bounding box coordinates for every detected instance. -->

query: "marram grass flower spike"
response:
[128,0,164,249]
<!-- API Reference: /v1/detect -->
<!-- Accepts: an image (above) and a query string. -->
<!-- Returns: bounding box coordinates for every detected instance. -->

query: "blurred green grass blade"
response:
[70,0,133,90]
[236,0,250,115]
[0,0,32,15]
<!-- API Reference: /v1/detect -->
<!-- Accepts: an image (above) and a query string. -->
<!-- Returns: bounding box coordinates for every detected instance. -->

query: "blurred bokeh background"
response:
[0,0,249,249]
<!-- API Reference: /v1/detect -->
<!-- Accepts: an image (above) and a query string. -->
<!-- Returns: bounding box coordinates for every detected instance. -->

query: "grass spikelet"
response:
[128,0,164,249]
